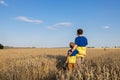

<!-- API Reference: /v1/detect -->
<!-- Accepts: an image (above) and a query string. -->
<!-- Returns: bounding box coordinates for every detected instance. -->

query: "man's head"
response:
[77,29,83,36]
[69,42,75,49]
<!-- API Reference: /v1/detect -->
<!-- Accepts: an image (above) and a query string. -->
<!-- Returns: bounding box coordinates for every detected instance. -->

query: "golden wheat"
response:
[0,48,120,80]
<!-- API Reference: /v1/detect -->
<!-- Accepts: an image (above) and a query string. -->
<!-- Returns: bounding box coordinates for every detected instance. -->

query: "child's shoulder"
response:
[67,49,72,56]
[68,49,72,52]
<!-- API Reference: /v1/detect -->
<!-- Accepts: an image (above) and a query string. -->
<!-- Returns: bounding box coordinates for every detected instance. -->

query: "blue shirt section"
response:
[70,50,78,56]
[75,36,88,47]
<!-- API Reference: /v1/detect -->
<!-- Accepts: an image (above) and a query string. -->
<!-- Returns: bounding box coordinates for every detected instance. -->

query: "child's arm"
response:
[65,57,69,63]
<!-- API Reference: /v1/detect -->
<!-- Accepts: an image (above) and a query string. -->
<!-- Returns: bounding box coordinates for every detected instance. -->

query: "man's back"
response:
[75,36,88,47]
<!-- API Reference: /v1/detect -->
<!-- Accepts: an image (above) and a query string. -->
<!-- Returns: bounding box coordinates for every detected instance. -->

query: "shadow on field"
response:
[46,55,67,71]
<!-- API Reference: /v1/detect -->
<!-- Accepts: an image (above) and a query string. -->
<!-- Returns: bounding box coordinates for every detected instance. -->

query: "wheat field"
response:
[0,48,120,80]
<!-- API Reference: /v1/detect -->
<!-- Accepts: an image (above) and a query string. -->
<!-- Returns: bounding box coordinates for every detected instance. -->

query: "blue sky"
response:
[0,0,120,47]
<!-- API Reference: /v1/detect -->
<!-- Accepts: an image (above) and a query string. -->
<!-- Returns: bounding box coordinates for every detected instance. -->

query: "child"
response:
[71,29,88,66]
[65,42,78,72]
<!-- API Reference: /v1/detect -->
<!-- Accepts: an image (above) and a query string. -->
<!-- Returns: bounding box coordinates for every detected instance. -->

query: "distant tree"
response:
[101,46,104,48]
[88,46,95,48]
[32,47,36,48]
[0,44,4,49]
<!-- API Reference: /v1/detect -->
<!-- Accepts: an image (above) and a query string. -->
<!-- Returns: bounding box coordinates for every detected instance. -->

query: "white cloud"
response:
[0,0,7,6]
[104,26,110,29]
[47,22,73,30]
[16,16,43,24]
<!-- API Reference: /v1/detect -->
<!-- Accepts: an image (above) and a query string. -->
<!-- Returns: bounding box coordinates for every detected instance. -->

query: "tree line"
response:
[0,43,4,49]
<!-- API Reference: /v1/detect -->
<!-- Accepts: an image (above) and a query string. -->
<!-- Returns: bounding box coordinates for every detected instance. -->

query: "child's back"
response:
[65,42,77,72]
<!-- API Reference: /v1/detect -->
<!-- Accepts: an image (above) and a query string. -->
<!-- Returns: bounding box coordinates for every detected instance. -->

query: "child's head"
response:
[69,42,75,49]
[77,29,83,36]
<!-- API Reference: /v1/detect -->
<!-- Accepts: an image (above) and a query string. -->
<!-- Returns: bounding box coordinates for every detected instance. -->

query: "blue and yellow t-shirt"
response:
[75,36,88,57]
[75,36,88,47]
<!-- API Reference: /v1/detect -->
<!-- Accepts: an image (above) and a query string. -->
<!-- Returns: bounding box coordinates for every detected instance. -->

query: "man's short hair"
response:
[77,29,83,35]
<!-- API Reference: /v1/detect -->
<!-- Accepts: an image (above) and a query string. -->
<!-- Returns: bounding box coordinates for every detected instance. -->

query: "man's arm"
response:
[72,44,77,52]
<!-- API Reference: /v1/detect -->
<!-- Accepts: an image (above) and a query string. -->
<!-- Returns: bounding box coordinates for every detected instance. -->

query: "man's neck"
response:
[78,35,83,36]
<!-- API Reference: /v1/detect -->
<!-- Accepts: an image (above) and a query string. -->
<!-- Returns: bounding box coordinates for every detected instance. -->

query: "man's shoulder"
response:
[75,36,79,39]
[82,36,87,39]
[76,36,87,39]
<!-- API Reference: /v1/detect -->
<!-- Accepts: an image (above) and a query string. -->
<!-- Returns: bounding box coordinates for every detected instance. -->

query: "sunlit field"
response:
[0,48,120,80]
